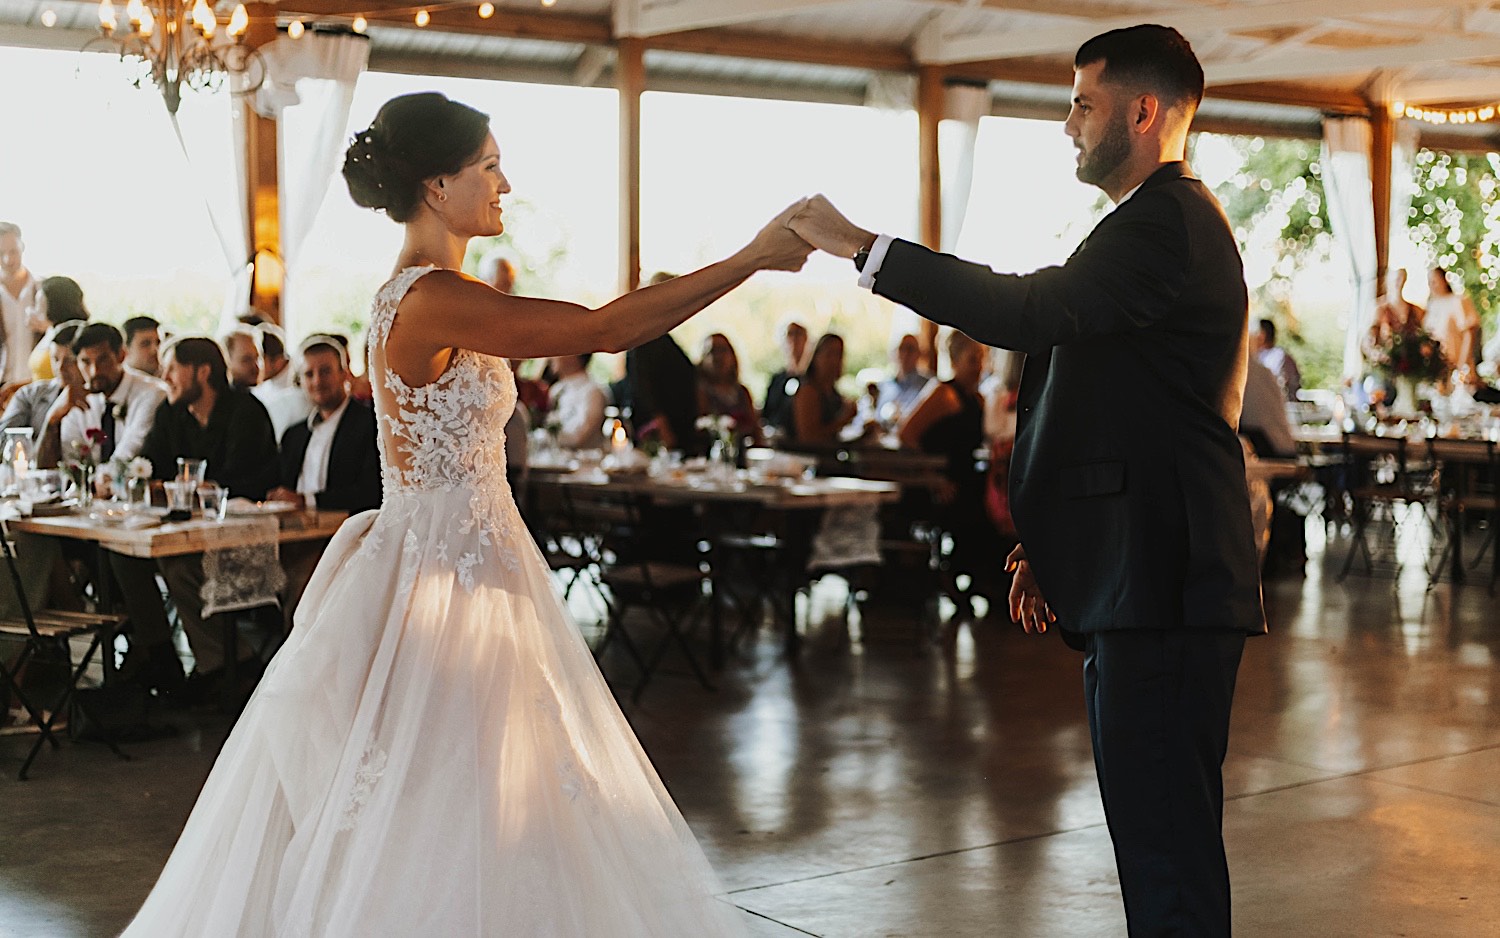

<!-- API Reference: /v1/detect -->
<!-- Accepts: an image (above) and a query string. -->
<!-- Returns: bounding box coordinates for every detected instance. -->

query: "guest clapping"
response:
[696,333,764,447]
[547,353,609,449]
[267,336,381,514]
[791,333,860,447]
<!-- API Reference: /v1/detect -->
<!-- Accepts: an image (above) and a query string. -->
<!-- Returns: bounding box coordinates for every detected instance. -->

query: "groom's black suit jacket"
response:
[278,399,383,515]
[873,162,1265,639]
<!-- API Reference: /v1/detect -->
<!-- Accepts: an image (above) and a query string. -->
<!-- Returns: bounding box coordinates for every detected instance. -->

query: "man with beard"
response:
[787,25,1264,937]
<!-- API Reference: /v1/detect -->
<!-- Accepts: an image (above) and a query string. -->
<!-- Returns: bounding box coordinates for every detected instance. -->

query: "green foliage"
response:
[1407,149,1500,329]
[1215,136,1332,281]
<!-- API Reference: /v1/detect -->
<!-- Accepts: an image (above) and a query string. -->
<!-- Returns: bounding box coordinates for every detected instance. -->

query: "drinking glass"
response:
[197,483,227,522]
[164,480,196,513]
[176,458,207,485]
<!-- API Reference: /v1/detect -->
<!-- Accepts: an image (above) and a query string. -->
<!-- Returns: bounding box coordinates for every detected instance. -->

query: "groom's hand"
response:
[1006,544,1056,634]
[788,195,875,259]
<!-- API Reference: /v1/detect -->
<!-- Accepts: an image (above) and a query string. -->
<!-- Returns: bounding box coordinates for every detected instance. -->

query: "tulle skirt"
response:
[121,489,747,937]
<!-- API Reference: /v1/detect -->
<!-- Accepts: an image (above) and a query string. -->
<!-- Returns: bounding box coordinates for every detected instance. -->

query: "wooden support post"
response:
[244,3,281,322]
[1369,104,1394,286]
[916,65,945,370]
[618,38,645,294]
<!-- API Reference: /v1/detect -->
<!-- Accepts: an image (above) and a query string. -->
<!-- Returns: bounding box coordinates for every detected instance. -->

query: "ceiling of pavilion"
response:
[3,0,1498,145]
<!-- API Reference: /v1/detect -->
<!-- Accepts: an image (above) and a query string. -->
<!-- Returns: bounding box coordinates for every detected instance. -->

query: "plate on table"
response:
[225,499,301,516]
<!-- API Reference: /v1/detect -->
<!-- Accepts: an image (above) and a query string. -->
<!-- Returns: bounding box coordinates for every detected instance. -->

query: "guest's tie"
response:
[100,402,116,461]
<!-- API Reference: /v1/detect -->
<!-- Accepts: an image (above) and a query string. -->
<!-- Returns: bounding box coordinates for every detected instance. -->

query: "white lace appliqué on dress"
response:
[364,266,522,590]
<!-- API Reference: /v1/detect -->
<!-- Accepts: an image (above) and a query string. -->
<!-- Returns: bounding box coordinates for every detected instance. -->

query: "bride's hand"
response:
[1006,544,1055,634]
[742,199,814,272]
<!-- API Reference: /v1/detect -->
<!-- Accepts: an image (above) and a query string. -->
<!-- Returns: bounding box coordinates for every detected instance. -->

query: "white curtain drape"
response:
[254,33,370,337]
[1321,116,1378,378]
[938,83,990,254]
[1386,118,1421,279]
[168,105,252,325]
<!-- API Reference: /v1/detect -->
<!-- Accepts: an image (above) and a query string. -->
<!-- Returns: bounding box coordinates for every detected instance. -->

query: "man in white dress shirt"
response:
[1253,319,1301,402]
[546,353,608,449]
[39,322,167,466]
[0,222,45,385]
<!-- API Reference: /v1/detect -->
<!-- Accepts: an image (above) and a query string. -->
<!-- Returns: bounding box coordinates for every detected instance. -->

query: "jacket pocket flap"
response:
[1060,460,1125,498]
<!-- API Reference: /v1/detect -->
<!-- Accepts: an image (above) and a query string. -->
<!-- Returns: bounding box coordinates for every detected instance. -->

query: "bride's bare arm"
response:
[386,203,811,383]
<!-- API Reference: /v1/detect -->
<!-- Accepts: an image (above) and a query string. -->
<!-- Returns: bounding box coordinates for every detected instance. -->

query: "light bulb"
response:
[352,15,367,32]
[415,9,430,26]
[287,18,304,38]
[41,9,58,27]
[98,0,118,33]
[478,2,494,17]
[227,3,248,38]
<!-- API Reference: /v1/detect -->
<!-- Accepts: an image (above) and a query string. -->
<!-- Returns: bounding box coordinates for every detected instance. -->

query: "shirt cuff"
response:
[856,234,896,291]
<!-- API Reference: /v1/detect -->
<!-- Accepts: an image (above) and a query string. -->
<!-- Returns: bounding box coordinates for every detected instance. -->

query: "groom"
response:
[790,25,1265,937]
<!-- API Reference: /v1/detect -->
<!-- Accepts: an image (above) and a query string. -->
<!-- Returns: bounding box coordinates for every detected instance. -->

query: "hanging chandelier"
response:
[89,0,266,114]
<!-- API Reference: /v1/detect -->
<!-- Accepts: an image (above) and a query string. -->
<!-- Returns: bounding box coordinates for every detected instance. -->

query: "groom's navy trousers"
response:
[867,162,1265,937]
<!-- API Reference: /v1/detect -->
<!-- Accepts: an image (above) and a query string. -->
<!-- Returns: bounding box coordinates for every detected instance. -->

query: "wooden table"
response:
[9,508,349,706]
[533,471,900,659]
[11,509,350,558]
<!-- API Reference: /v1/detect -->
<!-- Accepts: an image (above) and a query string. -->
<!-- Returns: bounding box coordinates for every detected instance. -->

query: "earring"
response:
[438,192,448,202]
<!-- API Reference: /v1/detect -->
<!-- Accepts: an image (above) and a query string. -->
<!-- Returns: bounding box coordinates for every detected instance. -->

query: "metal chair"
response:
[0,519,130,779]
[1338,432,1436,580]
[580,488,714,703]
[1426,436,1500,591]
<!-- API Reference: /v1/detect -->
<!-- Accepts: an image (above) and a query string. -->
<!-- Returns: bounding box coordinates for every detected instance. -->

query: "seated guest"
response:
[0,321,83,441]
[876,333,932,421]
[696,332,764,446]
[267,336,381,514]
[547,353,608,449]
[761,318,808,435]
[38,322,167,467]
[123,315,163,376]
[142,336,280,497]
[113,338,281,699]
[222,325,261,391]
[621,333,702,453]
[28,276,90,381]
[252,323,312,437]
[898,330,1004,600]
[791,333,859,447]
[1239,356,1297,458]
[1253,319,1300,401]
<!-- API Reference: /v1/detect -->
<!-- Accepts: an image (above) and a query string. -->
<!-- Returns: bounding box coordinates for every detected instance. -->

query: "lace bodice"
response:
[364,266,522,591]
[367,266,517,498]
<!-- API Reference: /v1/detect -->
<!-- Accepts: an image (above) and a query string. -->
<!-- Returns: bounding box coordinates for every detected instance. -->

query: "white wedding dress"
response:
[121,266,748,937]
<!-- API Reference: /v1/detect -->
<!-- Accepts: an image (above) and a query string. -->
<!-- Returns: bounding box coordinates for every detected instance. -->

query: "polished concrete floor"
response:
[2,521,1499,937]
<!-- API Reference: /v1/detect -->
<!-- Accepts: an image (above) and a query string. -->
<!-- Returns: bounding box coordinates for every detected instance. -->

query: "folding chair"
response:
[582,488,714,702]
[1427,437,1500,592]
[0,519,130,779]
[1337,432,1435,580]
[523,482,608,614]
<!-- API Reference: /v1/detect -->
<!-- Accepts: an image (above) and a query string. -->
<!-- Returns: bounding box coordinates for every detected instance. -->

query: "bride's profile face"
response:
[436,134,510,237]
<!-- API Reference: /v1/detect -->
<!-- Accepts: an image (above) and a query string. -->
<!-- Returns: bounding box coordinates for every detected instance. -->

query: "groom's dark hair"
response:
[1075,25,1204,113]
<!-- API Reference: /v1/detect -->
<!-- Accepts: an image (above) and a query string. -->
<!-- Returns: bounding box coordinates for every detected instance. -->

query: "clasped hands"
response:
[751,195,875,271]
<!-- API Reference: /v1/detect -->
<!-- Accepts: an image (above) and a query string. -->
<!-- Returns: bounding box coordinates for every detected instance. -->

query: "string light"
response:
[286,0,563,37]
[1393,100,1500,125]
[40,9,58,27]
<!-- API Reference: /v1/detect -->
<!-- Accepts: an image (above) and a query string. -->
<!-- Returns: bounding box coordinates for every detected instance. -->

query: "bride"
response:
[121,91,811,936]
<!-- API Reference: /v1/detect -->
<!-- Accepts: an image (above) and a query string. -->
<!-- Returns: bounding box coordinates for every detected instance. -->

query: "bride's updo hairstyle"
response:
[342,92,491,222]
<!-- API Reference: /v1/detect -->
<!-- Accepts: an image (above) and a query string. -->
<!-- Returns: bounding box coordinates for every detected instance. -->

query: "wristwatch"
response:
[853,243,871,272]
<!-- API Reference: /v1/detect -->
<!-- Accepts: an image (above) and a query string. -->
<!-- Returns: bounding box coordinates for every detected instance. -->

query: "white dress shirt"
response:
[548,372,608,449]
[61,368,168,462]
[0,275,41,385]
[296,397,350,508]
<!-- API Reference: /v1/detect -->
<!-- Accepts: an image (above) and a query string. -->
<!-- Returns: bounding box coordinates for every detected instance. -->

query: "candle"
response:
[610,420,629,455]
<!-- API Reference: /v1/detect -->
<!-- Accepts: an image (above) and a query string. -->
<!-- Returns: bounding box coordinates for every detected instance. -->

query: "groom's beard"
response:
[1074,116,1131,188]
